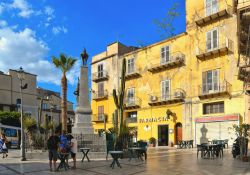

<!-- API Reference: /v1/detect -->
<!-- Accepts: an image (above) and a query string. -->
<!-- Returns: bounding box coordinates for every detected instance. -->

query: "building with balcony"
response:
[91,0,247,146]
[37,88,75,132]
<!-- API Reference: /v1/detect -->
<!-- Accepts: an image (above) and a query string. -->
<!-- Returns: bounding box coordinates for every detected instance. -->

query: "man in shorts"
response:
[47,130,60,171]
[67,134,77,169]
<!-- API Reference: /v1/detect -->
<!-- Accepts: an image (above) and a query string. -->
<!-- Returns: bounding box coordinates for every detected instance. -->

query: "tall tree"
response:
[154,2,180,39]
[52,54,77,132]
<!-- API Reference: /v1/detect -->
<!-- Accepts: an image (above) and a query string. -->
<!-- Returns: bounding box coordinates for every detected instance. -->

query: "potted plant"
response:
[149,137,156,147]
[230,123,250,161]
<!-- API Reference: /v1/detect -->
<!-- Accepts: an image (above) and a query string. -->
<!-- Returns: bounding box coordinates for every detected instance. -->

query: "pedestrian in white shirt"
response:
[67,134,77,169]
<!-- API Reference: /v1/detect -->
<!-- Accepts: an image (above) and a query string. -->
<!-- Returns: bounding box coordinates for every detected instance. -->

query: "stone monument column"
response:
[72,49,94,134]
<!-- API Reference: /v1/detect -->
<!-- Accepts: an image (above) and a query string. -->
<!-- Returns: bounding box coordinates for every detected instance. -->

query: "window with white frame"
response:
[206,28,218,51]
[202,69,219,94]
[161,80,170,100]
[127,58,135,74]
[161,45,170,64]
[127,88,135,104]
[206,0,218,16]
[97,64,103,78]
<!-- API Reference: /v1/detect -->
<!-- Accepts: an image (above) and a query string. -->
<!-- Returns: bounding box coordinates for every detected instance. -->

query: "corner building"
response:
[91,0,249,146]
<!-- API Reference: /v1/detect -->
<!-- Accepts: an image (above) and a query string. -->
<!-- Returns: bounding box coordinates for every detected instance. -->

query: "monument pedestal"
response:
[72,66,94,134]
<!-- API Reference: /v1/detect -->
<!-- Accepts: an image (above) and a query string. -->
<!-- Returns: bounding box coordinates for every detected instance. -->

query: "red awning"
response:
[195,115,239,123]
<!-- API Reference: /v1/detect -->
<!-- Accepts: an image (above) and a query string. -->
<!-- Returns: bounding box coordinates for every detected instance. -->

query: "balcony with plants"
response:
[148,90,186,106]
[198,80,231,99]
[195,0,232,26]
[148,52,185,73]
[92,70,109,83]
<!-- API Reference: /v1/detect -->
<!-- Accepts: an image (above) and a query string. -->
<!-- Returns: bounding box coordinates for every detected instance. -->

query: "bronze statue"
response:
[81,48,89,66]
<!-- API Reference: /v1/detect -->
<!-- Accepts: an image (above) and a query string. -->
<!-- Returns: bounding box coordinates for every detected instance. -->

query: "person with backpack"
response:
[47,130,60,172]
[59,130,70,153]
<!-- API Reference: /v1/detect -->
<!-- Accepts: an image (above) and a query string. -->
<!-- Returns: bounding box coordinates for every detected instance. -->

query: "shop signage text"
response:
[139,116,169,123]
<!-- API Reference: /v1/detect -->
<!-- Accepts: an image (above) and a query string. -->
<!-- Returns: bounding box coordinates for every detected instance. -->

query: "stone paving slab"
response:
[0,148,250,175]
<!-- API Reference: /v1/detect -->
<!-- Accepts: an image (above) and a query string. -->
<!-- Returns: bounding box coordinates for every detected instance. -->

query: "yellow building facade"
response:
[91,0,248,146]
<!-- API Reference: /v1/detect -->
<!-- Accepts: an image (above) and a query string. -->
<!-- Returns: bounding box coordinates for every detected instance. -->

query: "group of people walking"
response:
[47,130,77,172]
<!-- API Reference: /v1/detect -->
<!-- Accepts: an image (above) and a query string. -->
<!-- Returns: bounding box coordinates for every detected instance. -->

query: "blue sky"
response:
[0,0,186,108]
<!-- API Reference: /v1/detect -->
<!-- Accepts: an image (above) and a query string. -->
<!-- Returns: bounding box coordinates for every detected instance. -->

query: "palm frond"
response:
[66,58,77,71]
[52,57,61,68]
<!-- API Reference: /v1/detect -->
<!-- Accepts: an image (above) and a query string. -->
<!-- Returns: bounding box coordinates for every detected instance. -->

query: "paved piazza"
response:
[0,148,250,175]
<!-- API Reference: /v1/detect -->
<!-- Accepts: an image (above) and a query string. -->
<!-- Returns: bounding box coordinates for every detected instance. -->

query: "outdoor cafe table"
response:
[109,151,123,169]
[128,147,144,161]
[80,148,90,162]
[201,144,219,158]
[57,152,70,171]
[179,140,193,149]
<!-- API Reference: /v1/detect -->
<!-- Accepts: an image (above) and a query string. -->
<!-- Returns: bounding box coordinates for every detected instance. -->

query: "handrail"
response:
[149,51,185,69]
[92,70,109,80]
[92,90,108,99]
[198,80,231,95]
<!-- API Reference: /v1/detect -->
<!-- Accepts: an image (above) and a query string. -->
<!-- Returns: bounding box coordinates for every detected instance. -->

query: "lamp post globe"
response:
[17,66,26,161]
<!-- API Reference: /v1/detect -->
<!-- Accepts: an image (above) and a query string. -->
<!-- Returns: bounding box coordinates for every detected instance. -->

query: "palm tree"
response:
[52,54,77,132]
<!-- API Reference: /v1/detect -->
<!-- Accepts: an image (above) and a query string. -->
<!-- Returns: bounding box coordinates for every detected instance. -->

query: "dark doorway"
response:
[158,125,169,146]
[175,122,182,144]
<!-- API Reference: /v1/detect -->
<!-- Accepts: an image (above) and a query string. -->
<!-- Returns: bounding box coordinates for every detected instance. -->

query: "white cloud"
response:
[0,26,78,86]
[11,0,34,18]
[0,3,4,15]
[0,20,7,27]
[52,26,68,35]
[44,6,54,16]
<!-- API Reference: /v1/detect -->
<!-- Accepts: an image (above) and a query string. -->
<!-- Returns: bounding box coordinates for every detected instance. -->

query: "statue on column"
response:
[81,48,89,66]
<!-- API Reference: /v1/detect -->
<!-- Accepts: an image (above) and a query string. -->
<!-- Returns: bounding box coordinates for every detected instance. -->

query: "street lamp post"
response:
[17,67,27,161]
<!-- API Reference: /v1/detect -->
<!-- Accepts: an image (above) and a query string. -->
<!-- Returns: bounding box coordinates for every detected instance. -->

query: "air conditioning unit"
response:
[174,91,184,98]
[151,96,158,101]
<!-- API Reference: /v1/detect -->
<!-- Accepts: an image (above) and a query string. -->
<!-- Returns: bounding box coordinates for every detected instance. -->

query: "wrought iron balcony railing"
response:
[92,90,108,100]
[125,117,137,123]
[148,90,185,106]
[124,97,141,109]
[198,80,231,99]
[195,0,232,26]
[92,114,107,122]
[92,70,109,82]
[148,52,185,73]
[196,37,233,60]
[125,68,141,80]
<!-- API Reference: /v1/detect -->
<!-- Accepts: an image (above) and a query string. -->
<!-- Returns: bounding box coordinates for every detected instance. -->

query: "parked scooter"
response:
[232,137,240,158]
